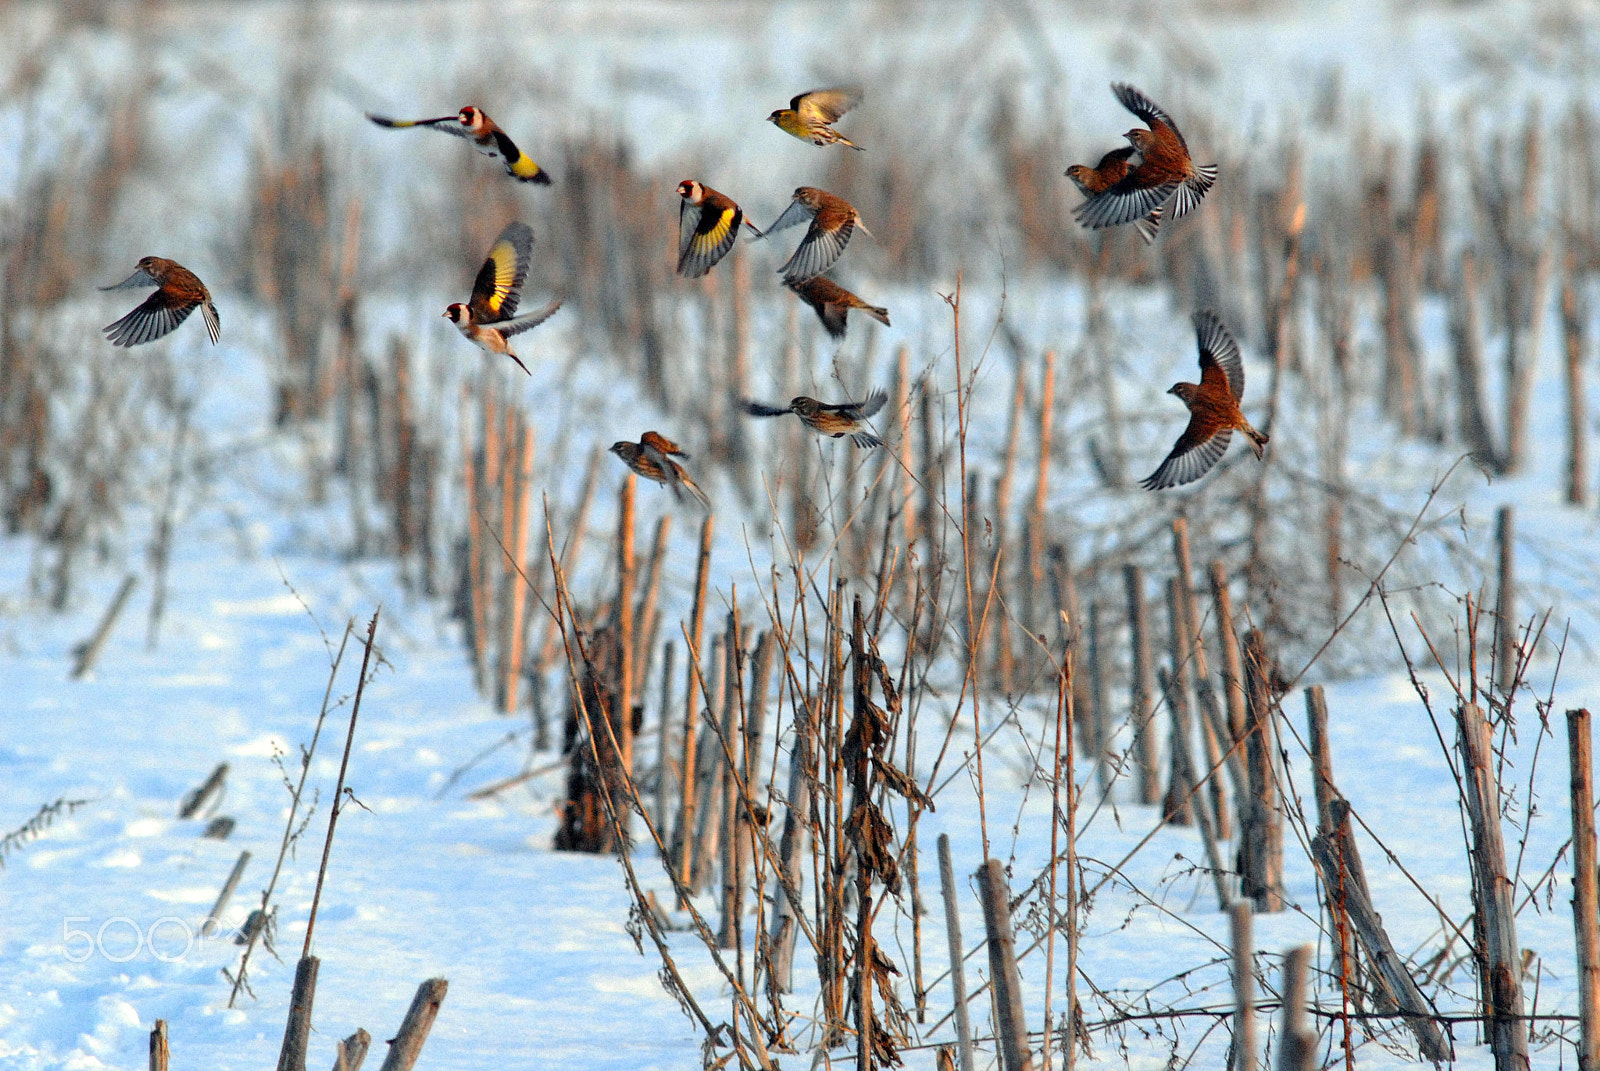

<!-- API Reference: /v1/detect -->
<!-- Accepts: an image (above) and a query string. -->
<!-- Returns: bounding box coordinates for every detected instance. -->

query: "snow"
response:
[3,0,1600,1068]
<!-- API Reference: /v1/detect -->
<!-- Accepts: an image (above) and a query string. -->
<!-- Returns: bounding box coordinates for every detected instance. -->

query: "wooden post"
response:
[770,681,814,993]
[716,613,744,950]
[1304,686,1337,831]
[1304,685,1357,1017]
[1495,506,1517,694]
[203,850,251,937]
[70,573,138,679]
[1087,600,1111,797]
[978,859,1033,1071]
[377,978,448,1071]
[1210,562,1249,748]
[1230,903,1255,1071]
[673,515,713,899]
[178,762,229,819]
[1240,631,1284,912]
[1275,946,1316,1071]
[938,835,976,1071]
[149,1020,169,1071]
[653,641,677,846]
[1162,578,1195,826]
[1563,259,1588,506]
[276,955,320,1071]
[1568,708,1600,1071]
[1311,800,1451,1063]
[1457,702,1528,1069]
[614,473,637,773]
[1123,564,1161,805]
[332,1029,372,1071]
[1174,519,1232,838]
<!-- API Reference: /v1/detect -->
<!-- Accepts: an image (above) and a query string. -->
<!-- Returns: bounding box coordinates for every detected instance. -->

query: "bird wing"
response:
[488,129,549,183]
[778,215,854,284]
[366,112,471,138]
[854,388,888,418]
[677,200,743,278]
[792,86,862,124]
[1193,310,1244,399]
[102,288,199,347]
[468,222,534,321]
[1111,83,1187,150]
[100,267,159,292]
[739,400,793,418]
[200,300,221,344]
[641,431,688,458]
[498,298,562,338]
[1140,422,1232,490]
[763,198,814,236]
[1072,178,1178,230]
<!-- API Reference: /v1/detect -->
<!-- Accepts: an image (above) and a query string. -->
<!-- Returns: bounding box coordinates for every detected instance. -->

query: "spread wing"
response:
[1141,420,1232,490]
[740,399,793,418]
[778,215,854,285]
[468,222,534,321]
[1073,177,1178,230]
[498,298,562,338]
[366,112,470,138]
[846,389,888,419]
[792,86,862,124]
[1111,83,1186,150]
[678,200,743,278]
[1193,310,1243,399]
[103,289,199,347]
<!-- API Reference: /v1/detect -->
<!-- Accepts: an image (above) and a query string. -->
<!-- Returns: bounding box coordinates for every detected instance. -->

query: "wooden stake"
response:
[1495,506,1517,694]
[938,834,976,1071]
[332,1029,372,1071]
[979,859,1033,1071]
[149,1020,169,1071]
[275,955,320,1071]
[1240,630,1283,912]
[178,762,229,819]
[203,850,251,937]
[1162,578,1195,826]
[1275,946,1316,1071]
[1123,564,1161,805]
[1563,257,1588,506]
[1457,702,1528,1068]
[376,978,448,1071]
[674,515,713,899]
[1231,903,1256,1071]
[70,573,138,680]
[1567,708,1600,1070]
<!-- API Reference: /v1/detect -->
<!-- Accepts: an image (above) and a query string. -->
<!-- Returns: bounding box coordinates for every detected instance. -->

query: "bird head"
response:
[609,441,636,461]
[677,179,703,203]
[788,397,819,416]
[1169,382,1198,403]
[443,303,470,325]
[457,106,481,126]
[766,111,784,125]
[1125,128,1154,153]
[1064,165,1091,192]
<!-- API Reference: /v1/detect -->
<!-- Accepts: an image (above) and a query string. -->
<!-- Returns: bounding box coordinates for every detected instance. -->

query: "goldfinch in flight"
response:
[767,86,865,150]
[610,434,710,508]
[739,390,888,448]
[101,257,220,347]
[367,105,551,184]
[1073,84,1215,239]
[676,180,763,278]
[1141,311,1267,490]
[787,276,889,340]
[445,221,562,375]
[763,187,868,284]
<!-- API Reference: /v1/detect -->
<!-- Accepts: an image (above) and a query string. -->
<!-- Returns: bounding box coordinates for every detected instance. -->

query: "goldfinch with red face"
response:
[445,221,562,374]
[763,187,868,284]
[767,86,865,150]
[101,257,220,347]
[367,105,551,184]
[675,180,763,278]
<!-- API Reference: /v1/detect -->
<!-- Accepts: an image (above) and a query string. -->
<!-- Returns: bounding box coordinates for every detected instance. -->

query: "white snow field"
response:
[2,0,1600,1069]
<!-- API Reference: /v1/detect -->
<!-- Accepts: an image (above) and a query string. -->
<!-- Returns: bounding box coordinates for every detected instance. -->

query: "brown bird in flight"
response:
[740,389,888,448]
[101,257,220,347]
[676,180,763,278]
[1066,147,1159,243]
[610,434,710,508]
[763,186,868,284]
[1073,83,1216,240]
[767,86,865,150]
[1141,311,1267,490]
[787,276,889,340]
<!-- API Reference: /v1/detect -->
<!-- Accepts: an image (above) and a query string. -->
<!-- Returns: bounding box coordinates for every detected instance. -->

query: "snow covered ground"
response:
[3,0,1600,1068]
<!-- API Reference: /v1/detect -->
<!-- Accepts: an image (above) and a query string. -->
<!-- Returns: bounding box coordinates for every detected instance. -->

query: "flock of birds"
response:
[96,82,1265,505]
